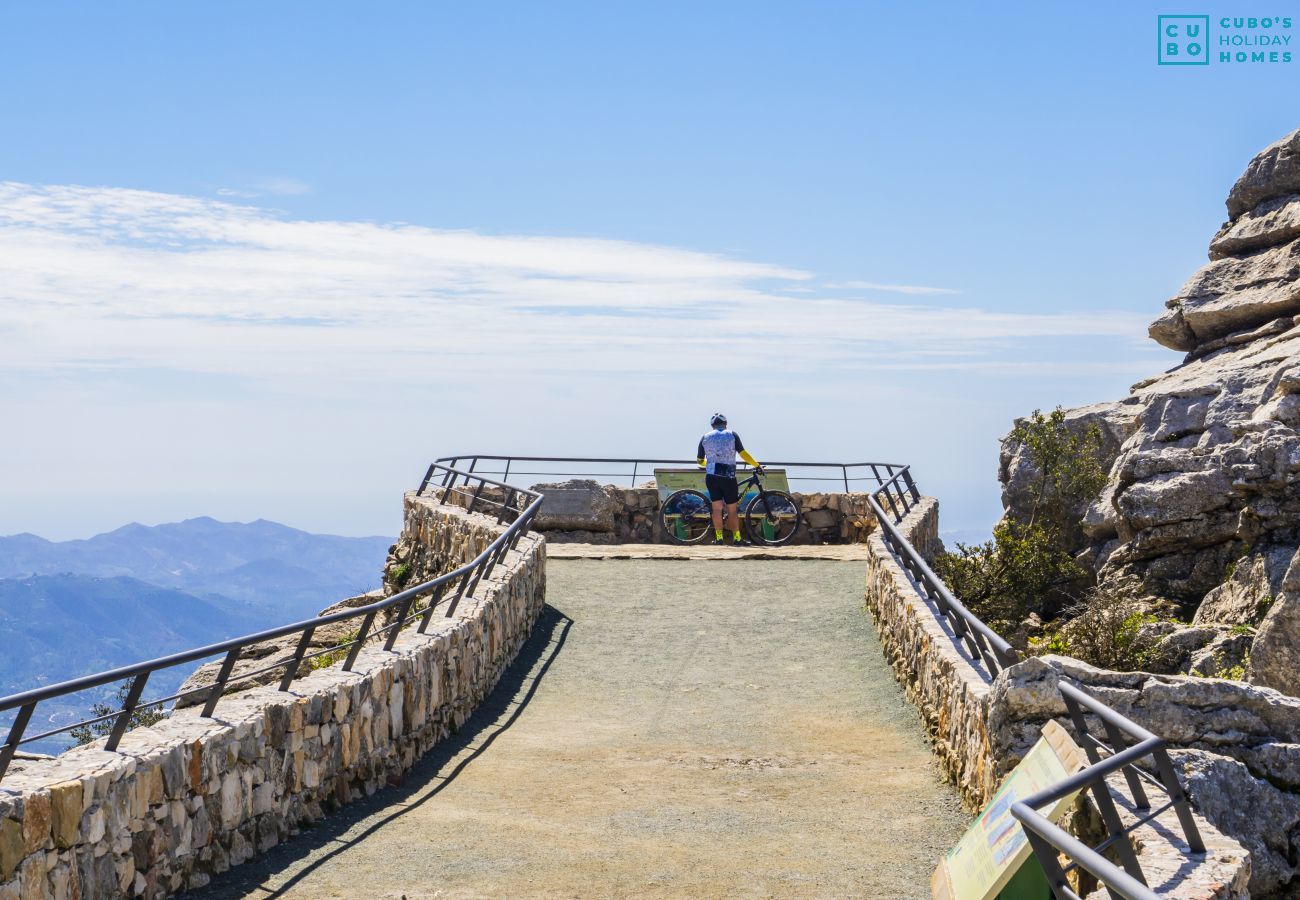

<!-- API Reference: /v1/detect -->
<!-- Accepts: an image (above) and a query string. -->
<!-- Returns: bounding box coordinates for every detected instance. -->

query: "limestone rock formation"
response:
[1000,128,1300,701]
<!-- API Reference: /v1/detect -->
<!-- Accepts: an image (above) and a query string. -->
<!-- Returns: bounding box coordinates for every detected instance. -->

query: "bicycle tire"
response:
[660,489,714,545]
[742,490,801,546]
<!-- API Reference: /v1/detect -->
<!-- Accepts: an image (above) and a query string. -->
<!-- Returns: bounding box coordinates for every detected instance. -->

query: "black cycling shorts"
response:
[705,474,740,505]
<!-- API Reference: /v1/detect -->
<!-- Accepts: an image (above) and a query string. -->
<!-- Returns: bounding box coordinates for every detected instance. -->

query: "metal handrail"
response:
[868,470,1207,898]
[0,462,543,784]
[432,454,910,492]
[1011,806,1159,900]
[867,471,1019,678]
[1010,682,1206,899]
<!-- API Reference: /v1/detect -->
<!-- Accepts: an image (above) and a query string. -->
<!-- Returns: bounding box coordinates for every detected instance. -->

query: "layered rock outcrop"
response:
[1002,128,1300,698]
[992,129,1300,895]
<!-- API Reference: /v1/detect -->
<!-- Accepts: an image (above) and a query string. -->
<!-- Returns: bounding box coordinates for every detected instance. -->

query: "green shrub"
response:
[308,629,361,672]
[934,407,1108,632]
[71,682,167,746]
[936,520,1086,634]
[1033,585,1159,672]
[388,562,413,588]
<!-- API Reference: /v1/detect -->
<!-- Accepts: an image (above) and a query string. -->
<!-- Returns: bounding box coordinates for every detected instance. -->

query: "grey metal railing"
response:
[1012,683,1205,900]
[430,454,911,493]
[0,462,541,786]
[868,470,1207,898]
[866,468,1020,677]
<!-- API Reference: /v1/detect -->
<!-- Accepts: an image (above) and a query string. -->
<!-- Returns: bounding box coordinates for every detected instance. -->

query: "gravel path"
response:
[194,560,966,899]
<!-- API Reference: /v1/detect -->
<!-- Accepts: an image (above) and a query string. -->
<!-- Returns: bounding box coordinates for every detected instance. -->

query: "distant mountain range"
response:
[0,518,393,751]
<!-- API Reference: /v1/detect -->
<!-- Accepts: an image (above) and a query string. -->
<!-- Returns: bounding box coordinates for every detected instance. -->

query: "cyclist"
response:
[696,413,762,544]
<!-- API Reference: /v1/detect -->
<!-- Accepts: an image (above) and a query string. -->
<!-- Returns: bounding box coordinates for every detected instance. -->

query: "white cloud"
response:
[0,182,1145,388]
[826,280,960,296]
[254,177,313,196]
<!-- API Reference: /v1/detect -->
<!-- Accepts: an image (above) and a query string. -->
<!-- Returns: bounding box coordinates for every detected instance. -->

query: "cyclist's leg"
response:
[705,474,725,536]
[723,477,742,541]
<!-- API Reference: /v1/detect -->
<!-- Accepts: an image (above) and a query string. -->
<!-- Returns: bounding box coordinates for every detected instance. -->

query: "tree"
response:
[70,682,166,746]
[934,408,1108,633]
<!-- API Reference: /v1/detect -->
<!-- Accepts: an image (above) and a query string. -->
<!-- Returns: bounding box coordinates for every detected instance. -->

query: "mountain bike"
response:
[659,469,801,546]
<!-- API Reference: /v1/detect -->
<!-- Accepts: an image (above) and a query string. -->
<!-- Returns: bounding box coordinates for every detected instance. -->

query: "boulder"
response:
[1226,128,1300,220]
[1211,192,1300,259]
[1249,592,1300,697]
[175,590,385,708]
[529,480,617,532]
[1151,237,1300,351]
[1142,623,1219,673]
[1077,179,1300,600]
[1171,748,1300,896]
[1194,549,1288,626]
[1185,630,1253,678]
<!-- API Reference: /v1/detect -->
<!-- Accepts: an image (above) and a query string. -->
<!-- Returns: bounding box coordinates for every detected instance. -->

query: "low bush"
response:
[1031,584,1159,672]
[934,407,1108,632]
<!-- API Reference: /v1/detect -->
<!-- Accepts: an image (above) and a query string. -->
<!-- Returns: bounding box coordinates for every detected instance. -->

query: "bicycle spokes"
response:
[744,492,800,545]
[661,490,713,544]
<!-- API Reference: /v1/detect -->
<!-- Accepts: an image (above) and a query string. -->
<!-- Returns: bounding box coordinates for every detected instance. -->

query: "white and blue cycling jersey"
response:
[697,429,747,477]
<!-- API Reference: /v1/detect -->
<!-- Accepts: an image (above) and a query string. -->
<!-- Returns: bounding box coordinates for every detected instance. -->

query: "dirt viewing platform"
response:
[192,559,965,899]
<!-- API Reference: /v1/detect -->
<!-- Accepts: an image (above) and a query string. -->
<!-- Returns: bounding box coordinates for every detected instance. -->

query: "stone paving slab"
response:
[544,542,871,561]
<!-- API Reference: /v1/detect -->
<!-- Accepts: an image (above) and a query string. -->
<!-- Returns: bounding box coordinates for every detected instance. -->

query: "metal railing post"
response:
[901,467,921,502]
[1085,772,1149,886]
[467,479,486,514]
[1100,718,1151,809]
[418,583,448,633]
[384,596,417,651]
[417,463,436,495]
[202,647,243,717]
[497,488,517,524]
[342,611,377,672]
[1152,748,1206,853]
[0,702,36,782]
[105,672,150,752]
[1022,829,1076,900]
[444,569,476,618]
[279,627,316,691]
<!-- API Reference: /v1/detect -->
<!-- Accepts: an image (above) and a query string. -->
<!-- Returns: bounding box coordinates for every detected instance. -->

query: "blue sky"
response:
[0,1,1296,540]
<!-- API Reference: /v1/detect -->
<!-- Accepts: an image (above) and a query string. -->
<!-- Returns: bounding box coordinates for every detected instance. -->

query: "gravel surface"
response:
[194,560,967,899]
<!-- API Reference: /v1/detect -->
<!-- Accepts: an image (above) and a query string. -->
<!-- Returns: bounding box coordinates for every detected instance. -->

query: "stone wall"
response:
[0,494,545,899]
[864,498,1256,897]
[527,481,876,544]
[862,497,1000,808]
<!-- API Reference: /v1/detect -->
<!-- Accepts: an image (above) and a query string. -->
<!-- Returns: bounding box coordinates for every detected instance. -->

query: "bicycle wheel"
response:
[660,489,714,544]
[742,490,801,545]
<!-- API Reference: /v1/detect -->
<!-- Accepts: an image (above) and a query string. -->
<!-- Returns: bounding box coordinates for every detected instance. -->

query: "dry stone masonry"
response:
[0,493,544,899]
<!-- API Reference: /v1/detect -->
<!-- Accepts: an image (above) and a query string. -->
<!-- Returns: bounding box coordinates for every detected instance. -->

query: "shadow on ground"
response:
[189,604,573,899]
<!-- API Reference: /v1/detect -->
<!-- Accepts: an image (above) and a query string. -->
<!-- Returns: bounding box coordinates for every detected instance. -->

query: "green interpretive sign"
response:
[932,720,1086,900]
